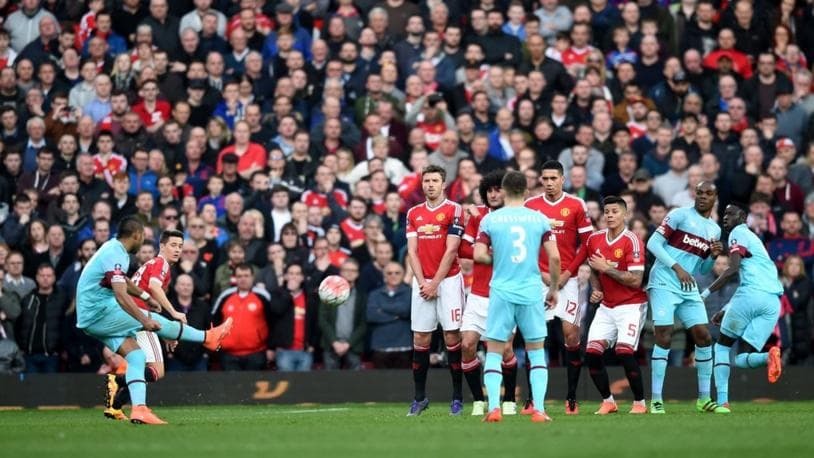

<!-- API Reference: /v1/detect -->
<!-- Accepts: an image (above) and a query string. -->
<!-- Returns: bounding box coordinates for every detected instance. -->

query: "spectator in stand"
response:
[271,263,318,371]
[319,258,366,370]
[167,273,211,371]
[16,264,66,373]
[366,261,412,368]
[211,263,273,371]
[652,149,690,205]
[768,211,814,273]
[768,157,805,215]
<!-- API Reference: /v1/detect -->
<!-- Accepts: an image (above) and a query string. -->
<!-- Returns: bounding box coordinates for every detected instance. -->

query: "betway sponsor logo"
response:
[683,234,709,252]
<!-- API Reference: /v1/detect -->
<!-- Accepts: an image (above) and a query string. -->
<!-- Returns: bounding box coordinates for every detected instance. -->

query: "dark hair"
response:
[602,195,627,210]
[117,217,144,239]
[234,263,254,275]
[36,148,54,158]
[501,170,527,197]
[479,169,507,204]
[36,263,55,275]
[541,160,564,175]
[422,164,447,182]
[160,229,184,244]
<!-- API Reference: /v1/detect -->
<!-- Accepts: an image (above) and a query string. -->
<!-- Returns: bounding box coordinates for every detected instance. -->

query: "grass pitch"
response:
[1,401,812,458]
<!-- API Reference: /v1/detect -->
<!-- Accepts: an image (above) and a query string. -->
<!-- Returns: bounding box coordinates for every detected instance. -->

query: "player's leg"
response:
[461,293,487,414]
[516,301,552,423]
[678,298,724,413]
[438,273,464,415]
[557,278,582,414]
[147,313,233,351]
[408,280,435,416]
[110,331,163,414]
[713,331,737,410]
[732,293,782,382]
[615,303,648,414]
[584,305,616,414]
[501,336,518,415]
[482,295,514,422]
[117,338,167,425]
[648,288,679,413]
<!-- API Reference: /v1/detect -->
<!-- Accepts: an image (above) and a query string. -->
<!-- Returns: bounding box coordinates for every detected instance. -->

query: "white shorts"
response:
[461,293,488,335]
[543,277,581,325]
[586,303,648,350]
[411,273,464,332]
[135,330,163,364]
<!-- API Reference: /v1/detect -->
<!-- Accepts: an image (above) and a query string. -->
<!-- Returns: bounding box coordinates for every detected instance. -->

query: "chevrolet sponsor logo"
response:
[549,219,565,228]
[418,224,441,234]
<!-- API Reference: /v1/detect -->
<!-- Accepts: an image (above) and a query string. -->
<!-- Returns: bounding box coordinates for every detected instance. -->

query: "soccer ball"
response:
[318,275,351,306]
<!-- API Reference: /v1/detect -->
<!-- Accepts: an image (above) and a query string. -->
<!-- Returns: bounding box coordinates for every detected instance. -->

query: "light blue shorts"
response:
[485,295,547,343]
[81,299,145,353]
[648,288,708,328]
[720,289,781,350]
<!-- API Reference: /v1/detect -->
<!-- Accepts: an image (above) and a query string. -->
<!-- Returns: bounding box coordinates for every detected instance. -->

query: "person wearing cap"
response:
[649,67,693,123]
[629,167,659,214]
[773,78,808,149]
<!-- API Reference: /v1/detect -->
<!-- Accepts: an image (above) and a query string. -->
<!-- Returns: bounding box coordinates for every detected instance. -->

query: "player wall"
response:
[0,368,810,408]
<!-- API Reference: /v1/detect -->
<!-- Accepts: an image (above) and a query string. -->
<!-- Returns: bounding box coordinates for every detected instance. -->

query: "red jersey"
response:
[340,218,365,245]
[133,100,171,128]
[301,188,349,211]
[214,288,271,356]
[459,205,493,297]
[132,255,172,311]
[328,248,350,267]
[416,117,447,151]
[93,153,127,186]
[561,46,594,69]
[586,229,647,307]
[406,199,463,279]
[525,192,593,275]
[290,291,306,351]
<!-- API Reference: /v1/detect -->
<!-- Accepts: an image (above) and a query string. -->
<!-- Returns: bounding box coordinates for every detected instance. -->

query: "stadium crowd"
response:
[0,0,813,374]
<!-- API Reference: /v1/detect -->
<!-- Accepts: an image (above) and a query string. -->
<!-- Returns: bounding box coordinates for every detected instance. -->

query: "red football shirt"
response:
[133,100,171,128]
[290,291,306,351]
[93,153,127,186]
[406,199,463,279]
[301,189,349,211]
[586,229,647,307]
[561,46,594,69]
[340,218,365,245]
[132,255,172,311]
[459,205,493,297]
[525,192,593,274]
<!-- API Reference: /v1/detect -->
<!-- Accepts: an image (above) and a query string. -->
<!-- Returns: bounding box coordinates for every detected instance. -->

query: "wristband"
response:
[140,291,151,301]
[700,289,710,300]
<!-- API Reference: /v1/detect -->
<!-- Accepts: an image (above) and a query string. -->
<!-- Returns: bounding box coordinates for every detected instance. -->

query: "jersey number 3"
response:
[510,226,527,263]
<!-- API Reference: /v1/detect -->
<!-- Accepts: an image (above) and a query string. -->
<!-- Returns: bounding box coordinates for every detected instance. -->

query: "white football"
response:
[318,275,351,306]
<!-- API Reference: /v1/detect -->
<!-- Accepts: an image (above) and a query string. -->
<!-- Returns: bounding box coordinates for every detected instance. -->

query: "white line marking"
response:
[277,408,351,414]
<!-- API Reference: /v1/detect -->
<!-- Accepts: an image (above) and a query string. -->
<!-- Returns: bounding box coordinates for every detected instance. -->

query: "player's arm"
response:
[704,251,741,296]
[473,242,492,265]
[458,215,477,260]
[406,237,425,283]
[647,229,695,290]
[428,232,461,286]
[125,277,161,312]
[148,279,187,323]
[589,269,603,303]
[596,265,643,288]
[543,237,561,308]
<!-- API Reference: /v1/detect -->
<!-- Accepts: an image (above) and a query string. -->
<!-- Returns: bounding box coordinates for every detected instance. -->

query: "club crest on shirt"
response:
[560,208,570,217]
[614,248,623,259]
[436,213,446,222]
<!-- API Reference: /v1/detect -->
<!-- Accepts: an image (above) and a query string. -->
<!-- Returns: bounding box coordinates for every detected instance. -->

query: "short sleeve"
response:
[728,228,750,257]
[626,234,646,271]
[655,209,681,238]
[576,199,593,234]
[463,213,479,244]
[476,214,491,244]
[406,208,417,238]
[101,246,128,285]
[447,204,463,237]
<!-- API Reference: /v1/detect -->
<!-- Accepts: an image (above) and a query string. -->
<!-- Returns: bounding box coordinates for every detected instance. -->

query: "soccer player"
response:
[474,170,561,423]
[103,230,189,420]
[646,181,725,414]
[406,164,465,416]
[585,196,648,415]
[76,217,233,424]
[703,204,783,413]
[524,160,593,414]
[458,169,520,416]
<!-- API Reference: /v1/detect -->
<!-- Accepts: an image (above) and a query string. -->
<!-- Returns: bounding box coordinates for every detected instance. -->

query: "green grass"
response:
[2,401,813,458]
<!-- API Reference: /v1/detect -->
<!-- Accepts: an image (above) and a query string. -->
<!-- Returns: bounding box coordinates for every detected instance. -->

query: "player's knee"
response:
[443,331,461,347]
[690,326,712,346]
[125,348,146,366]
[413,333,431,348]
[653,327,672,348]
[586,340,606,357]
[150,364,165,380]
[461,338,478,358]
[502,345,515,361]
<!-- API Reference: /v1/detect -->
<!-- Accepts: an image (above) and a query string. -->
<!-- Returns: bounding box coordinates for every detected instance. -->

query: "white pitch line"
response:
[277,407,351,414]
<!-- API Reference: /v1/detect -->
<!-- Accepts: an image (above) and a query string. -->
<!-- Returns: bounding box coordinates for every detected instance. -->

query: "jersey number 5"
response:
[510,226,527,263]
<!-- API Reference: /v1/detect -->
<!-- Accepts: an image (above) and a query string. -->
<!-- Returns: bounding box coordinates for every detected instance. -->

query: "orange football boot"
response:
[531,410,553,423]
[483,408,502,423]
[768,347,782,383]
[130,405,167,425]
[629,403,648,414]
[203,317,234,351]
[594,401,618,415]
